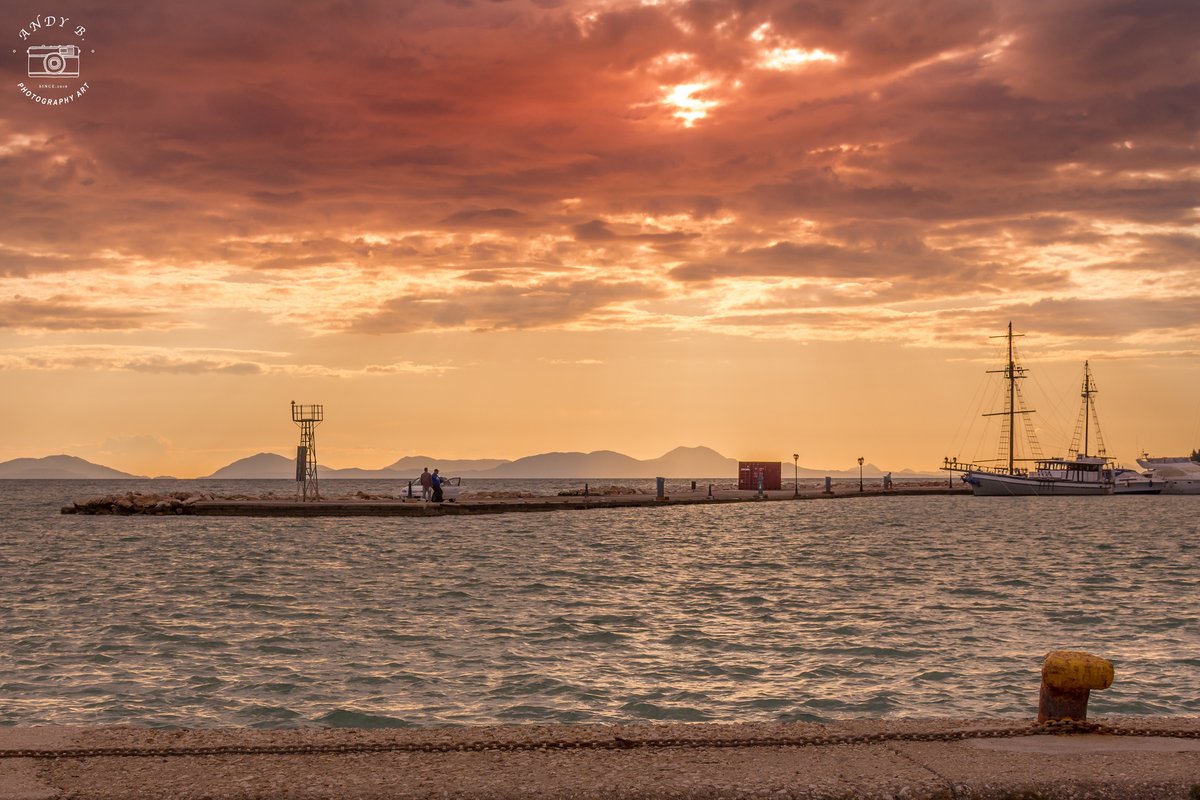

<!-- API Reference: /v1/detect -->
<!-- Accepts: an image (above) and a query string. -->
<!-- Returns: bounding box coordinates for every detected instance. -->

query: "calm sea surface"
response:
[1,479,1197,728]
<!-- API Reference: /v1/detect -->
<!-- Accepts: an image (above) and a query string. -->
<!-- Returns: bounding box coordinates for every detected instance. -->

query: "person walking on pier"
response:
[419,467,433,501]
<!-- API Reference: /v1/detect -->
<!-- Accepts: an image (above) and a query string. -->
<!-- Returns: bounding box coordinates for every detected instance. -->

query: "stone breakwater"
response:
[62,486,649,513]
[62,489,443,514]
[65,490,218,515]
[557,485,643,496]
[60,488,643,514]
[61,485,970,517]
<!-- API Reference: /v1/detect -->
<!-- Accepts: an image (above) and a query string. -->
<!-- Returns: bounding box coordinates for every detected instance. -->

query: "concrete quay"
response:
[62,485,969,517]
[3,718,1199,799]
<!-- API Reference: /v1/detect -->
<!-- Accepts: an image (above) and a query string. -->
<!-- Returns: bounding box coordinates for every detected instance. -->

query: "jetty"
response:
[4,652,1197,798]
[61,484,967,517]
[3,716,1198,799]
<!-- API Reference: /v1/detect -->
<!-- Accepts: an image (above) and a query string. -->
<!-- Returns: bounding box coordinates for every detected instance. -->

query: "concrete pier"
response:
[3,718,1198,799]
[62,486,969,517]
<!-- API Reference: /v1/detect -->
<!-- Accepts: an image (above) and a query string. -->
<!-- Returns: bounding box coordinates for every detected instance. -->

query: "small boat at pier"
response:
[1111,467,1161,495]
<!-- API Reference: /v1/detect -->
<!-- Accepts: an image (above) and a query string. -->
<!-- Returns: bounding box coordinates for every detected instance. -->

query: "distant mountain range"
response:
[206,446,743,479]
[0,455,144,479]
[0,448,910,479]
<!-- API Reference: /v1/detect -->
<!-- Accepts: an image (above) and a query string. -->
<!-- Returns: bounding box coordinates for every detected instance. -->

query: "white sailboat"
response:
[943,323,1115,496]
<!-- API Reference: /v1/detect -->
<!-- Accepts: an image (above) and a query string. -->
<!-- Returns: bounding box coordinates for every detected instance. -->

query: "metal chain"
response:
[1,719,1194,761]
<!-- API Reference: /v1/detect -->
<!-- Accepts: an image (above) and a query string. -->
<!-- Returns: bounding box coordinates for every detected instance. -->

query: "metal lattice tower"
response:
[291,401,323,502]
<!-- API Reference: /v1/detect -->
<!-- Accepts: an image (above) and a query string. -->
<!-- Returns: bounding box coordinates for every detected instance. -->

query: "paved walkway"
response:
[3,718,1198,799]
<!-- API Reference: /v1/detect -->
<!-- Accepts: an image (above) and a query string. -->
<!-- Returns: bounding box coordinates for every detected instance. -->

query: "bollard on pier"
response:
[1037,650,1114,723]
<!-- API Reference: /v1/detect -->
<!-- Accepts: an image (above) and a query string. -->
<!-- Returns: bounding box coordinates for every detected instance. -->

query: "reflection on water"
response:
[0,480,1196,727]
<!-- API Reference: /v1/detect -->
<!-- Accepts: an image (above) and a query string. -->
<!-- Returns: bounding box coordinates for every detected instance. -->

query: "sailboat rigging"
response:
[943,323,1115,496]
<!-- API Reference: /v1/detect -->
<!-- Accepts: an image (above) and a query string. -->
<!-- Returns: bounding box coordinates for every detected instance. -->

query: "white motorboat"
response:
[943,323,1115,496]
[1111,467,1162,495]
[1135,456,1200,494]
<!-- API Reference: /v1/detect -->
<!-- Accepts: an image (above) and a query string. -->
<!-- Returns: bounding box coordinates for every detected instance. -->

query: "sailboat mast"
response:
[1082,361,1090,457]
[985,322,1034,472]
[1007,322,1015,474]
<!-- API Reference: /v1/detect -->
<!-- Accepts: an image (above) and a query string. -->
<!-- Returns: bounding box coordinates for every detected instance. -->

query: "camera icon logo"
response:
[27,44,81,78]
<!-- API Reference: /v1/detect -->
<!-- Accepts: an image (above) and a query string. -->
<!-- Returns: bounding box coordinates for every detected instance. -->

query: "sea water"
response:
[0,479,1196,728]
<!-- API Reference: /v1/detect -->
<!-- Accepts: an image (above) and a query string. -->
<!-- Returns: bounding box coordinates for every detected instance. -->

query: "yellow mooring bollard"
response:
[1037,650,1114,723]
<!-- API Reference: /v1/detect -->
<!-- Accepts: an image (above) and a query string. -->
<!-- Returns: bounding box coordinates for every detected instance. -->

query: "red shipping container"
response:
[738,461,782,491]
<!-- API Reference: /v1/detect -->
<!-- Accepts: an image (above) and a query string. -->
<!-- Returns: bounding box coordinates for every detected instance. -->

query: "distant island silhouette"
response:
[0,448,911,480]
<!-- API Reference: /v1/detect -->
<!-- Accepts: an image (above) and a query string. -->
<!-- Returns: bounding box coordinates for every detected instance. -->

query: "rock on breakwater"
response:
[63,490,218,515]
[63,489,406,514]
[557,485,643,496]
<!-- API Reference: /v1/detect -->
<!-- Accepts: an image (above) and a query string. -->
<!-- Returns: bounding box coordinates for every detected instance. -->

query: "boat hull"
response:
[1112,469,1163,495]
[1114,486,1163,495]
[964,472,1112,496]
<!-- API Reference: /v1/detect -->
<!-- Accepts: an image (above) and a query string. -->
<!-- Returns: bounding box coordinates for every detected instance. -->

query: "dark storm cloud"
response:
[440,208,532,227]
[349,278,664,332]
[996,0,1200,100]
[0,297,163,331]
[667,235,1053,307]
[0,248,111,277]
[970,296,1200,340]
[571,219,699,246]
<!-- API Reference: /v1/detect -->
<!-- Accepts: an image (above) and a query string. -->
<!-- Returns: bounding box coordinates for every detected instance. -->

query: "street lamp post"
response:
[857,456,864,492]
[792,453,799,498]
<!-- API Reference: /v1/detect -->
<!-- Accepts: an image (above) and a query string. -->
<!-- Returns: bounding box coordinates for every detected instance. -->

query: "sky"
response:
[1,0,1198,478]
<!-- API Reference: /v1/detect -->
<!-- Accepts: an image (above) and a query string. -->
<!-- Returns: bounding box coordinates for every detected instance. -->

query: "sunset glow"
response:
[751,23,840,70]
[758,47,839,70]
[662,82,719,126]
[1,0,1197,477]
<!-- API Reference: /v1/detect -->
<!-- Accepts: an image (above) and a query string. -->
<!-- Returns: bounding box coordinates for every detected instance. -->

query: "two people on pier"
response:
[417,466,446,502]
